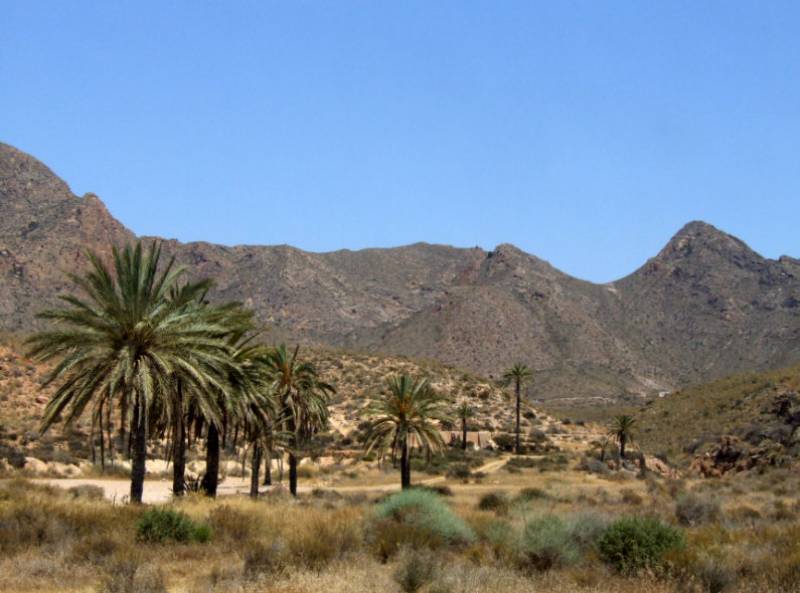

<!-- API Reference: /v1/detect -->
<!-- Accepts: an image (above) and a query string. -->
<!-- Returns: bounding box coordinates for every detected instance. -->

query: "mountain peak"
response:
[0,143,71,202]
[656,220,757,264]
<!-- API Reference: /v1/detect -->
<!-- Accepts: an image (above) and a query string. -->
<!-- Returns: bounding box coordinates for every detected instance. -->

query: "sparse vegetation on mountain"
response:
[4,144,800,404]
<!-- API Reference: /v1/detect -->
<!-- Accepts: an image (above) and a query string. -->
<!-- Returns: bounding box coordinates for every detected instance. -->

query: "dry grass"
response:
[2,458,800,593]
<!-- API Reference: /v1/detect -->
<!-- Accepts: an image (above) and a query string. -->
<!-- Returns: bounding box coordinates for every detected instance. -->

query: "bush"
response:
[518,515,579,571]
[620,488,644,506]
[446,463,472,481]
[567,512,611,553]
[98,556,166,593]
[207,505,255,544]
[136,507,210,544]
[598,516,684,574]
[477,492,509,514]
[370,489,474,558]
[675,493,721,526]
[243,540,287,578]
[393,547,439,593]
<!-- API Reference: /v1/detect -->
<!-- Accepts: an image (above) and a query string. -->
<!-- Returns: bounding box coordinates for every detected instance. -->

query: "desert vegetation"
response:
[2,240,800,593]
[3,468,800,593]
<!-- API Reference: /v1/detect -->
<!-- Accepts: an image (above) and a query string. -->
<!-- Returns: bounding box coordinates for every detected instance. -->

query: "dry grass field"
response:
[3,447,800,593]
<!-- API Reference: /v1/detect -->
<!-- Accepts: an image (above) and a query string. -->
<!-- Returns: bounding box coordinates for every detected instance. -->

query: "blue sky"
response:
[3,2,799,282]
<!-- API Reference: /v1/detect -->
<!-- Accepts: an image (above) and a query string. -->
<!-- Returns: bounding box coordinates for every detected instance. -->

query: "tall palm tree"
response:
[456,401,474,451]
[609,415,636,462]
[503,363,532,454]
[363,375,447,490]
[263,344,334,496]
[196,306,264,498]
[28,242,230,504]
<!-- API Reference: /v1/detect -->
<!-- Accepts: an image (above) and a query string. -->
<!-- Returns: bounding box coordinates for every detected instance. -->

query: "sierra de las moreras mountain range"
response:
[1,141,799,403]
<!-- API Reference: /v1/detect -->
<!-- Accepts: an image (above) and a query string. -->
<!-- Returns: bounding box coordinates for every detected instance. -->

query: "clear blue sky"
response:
[3,2,799,282]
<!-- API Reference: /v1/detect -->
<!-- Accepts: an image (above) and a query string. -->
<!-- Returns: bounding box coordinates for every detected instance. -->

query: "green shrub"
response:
[598,516,684,574]
[518,515,579,571]
[370,489,474,558]
[675,492,721,526]
[136,507,210,544]
[477,492,509,514]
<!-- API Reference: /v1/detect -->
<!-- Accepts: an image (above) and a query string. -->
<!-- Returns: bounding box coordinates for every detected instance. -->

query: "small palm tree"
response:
[609,415,636,462]
[363,375,447,489]
[263,344,334,496]
[456,401,474,451]
[502,363,532,454]
[28,242,230,504]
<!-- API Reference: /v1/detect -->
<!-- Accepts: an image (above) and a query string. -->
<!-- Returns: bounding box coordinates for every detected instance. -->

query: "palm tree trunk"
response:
[620,435,626,461]
[250,443,262,499]
[106,397,114,464]
[201,423,220,497]
[462,416,468,451]
[119,392,128,458]
[99,399,106,472]
[515,379,522,455]
[263,449,272,486]
[289,452,298,496]
[172,381,186,497]
[401,438,411,490]
[130,394,147,504]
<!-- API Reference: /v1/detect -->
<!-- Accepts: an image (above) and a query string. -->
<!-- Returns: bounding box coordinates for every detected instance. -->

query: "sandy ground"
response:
[33,455,513,503]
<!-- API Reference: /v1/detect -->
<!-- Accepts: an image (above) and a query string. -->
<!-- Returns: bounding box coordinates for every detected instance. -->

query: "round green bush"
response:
[136,507,210,544]
[519,515,579,571]
[375,488,475,544]
[598,516,684,574]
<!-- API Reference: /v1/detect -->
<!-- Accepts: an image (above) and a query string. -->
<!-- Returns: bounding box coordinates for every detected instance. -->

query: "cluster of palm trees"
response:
[28,243,333,503]
[33,240,620,498]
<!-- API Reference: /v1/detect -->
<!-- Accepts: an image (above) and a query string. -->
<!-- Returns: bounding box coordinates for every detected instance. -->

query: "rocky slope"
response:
[2,142,799,402]
[636,362,800,472]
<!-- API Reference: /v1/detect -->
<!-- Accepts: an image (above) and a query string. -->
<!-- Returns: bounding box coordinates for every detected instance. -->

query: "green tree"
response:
[609,415,636,462]
[456,401,474,451]
[502,363,532,454]
[28,242,230,504]
[364,375,447,489]
[263,344,334,496]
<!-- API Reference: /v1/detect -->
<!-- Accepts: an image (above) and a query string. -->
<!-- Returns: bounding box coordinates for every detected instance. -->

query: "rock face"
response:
[1,142,800,401]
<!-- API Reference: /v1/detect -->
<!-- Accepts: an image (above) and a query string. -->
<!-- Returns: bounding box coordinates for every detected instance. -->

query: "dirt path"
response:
[34,455,512,502]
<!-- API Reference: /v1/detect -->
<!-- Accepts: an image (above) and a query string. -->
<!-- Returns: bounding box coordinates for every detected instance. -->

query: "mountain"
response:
[1,142,799,403]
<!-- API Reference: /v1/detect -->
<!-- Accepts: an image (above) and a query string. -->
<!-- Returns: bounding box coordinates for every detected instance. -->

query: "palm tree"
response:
[456,401,473,451]
[608,415,636,462]
[503,363,532,454]
[196,306,265,498]
[28,242,230,504]
[363,375,447,490]
[263,344,334,496]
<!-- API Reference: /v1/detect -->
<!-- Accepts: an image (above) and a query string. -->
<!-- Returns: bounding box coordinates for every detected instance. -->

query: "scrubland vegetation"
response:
[3,467,800,593]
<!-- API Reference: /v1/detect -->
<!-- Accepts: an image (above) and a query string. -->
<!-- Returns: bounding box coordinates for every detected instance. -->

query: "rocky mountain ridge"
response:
[2,142,799,402]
